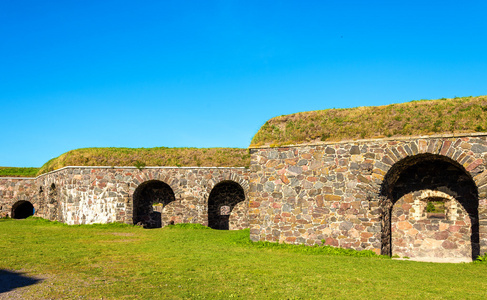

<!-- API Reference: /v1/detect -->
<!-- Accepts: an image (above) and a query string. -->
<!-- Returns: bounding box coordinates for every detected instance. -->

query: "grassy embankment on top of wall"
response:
[0,167,40,177]
[0,147,250,177]
[250,95,487,147]
[36,147,250,175]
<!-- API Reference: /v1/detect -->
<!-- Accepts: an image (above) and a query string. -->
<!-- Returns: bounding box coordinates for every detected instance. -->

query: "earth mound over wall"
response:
[251,96,487,147]
[37,147,250,175]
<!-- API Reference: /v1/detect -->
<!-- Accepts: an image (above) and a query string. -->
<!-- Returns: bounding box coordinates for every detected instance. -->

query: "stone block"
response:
[350,146,360,155]
[325,147,335,154]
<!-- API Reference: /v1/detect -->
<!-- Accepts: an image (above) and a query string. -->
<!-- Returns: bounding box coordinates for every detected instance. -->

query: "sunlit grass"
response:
[1,218,486,299]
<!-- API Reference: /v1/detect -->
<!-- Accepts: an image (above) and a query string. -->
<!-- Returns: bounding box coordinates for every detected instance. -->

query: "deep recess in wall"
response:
[133,180,176,228]
[11,201,34,219]
[380,153,479,259]
[208,180,245,230]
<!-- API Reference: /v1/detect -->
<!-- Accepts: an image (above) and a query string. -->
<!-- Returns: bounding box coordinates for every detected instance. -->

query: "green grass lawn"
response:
[0,167,39,177]
[1,218,486,299]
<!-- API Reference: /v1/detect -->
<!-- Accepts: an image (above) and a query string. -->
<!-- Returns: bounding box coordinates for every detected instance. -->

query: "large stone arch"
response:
[204,171,249,229]
[132,179,177,228]
[372,138,485,182]
[379,153,479,260]
[128,171,182,225]
[207,180,248,230]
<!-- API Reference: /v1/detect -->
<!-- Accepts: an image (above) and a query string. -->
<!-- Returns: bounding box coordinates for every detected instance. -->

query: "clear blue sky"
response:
[1,1,486,167]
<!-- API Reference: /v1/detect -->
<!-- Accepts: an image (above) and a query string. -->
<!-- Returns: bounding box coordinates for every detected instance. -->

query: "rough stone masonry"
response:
[248,133,487,260]
[1,132,487,260]
[0,167,250,230]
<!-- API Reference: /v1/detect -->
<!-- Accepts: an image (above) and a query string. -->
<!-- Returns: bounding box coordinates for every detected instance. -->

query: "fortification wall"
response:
[0,167,250,229]
[249,133,487,260]
[2,132,487,260]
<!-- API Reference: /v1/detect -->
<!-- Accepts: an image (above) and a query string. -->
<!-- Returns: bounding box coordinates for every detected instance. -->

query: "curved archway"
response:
[133,180,176,228]
[207,180,247,230]
[380,153,479,260]
[11,201,34,219]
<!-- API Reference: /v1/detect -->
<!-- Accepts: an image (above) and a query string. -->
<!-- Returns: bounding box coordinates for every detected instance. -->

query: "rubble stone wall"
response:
[392,190,472,259]
[2,133,487,260]
[0,177,39,218]
[249,134,487,258]
[0,167,249,229]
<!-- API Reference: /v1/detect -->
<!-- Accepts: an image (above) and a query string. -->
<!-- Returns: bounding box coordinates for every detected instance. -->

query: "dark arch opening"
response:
[380,153,479,259]
[208,180,245,230]
[133,180,175,228]
[11,201,34,219]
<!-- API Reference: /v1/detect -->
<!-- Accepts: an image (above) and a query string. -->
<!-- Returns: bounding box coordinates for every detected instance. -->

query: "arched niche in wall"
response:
[133,180,176,228]
[207,180,247,230]
[381,153,479,260]
[11,200,35,219]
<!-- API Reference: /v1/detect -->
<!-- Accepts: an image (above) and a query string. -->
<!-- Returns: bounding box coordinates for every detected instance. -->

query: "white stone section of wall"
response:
[63,189,122,225]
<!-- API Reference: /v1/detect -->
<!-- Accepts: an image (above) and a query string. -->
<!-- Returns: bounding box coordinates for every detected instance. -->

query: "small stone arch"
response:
[133,180,176,228]
[205,172,250,201]
[411,190,459,221]
[207,180,248,230]
[380,153,479,260]
[11,200,35,219]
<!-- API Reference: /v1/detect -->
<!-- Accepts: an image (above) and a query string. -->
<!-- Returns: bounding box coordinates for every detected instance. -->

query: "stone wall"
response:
[249,133,487,259]
[0,167,250,229]
[392,190,472,259]
[2,132,487,260]
[0,177,38,218]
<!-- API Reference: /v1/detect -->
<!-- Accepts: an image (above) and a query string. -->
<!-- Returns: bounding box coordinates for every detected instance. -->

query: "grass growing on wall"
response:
[1,218,487,299]
[37,147,250,175]
[0,167,39,177]
[250,95,487,147]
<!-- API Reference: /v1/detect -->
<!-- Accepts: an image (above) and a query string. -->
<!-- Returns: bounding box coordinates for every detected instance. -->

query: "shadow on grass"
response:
[0,270,41,294]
